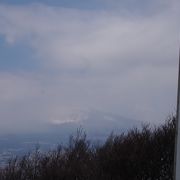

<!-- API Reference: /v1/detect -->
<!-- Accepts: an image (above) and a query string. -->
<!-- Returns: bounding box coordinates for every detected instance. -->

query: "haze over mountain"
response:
[48,109,141,138]
[0,109,140,166]
[0,110,140,155]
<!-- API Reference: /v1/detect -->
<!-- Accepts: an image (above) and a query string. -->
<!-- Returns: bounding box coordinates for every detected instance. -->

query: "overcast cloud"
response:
[0,1,179,133]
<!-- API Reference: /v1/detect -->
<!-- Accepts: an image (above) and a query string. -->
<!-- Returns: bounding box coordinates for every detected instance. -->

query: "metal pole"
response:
[174,48,180,180]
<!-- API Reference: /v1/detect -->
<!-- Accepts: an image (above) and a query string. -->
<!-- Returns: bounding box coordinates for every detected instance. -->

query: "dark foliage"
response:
[0,116,176,180]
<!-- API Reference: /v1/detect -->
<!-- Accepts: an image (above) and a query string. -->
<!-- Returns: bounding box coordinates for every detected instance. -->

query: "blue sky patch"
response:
[0,36,39,72]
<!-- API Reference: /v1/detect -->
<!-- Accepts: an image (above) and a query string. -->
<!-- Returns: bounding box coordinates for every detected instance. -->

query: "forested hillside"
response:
[0,116,175,180]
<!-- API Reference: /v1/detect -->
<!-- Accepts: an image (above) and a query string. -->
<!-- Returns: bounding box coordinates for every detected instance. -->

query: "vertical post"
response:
[174,48,180,180]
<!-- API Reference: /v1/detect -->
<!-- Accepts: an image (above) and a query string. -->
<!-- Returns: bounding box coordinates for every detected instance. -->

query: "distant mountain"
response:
[47,109,141,140]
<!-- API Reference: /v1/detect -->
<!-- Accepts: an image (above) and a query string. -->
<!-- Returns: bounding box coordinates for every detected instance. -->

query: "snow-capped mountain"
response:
[48,109,141,139]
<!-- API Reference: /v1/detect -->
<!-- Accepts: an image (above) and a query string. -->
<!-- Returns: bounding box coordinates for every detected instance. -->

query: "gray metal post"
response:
[174,48,180,180]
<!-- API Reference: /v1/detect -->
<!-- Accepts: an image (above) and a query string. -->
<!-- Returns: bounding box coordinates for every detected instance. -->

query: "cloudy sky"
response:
[0,0,179,133]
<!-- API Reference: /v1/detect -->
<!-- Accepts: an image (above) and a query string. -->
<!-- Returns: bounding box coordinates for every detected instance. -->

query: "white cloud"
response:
[0,4,178,69]
[0,73,41,102]
[0,2,179,132]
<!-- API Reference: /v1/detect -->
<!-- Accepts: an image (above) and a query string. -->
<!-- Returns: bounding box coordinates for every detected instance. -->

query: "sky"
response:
[0,0,179,133]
